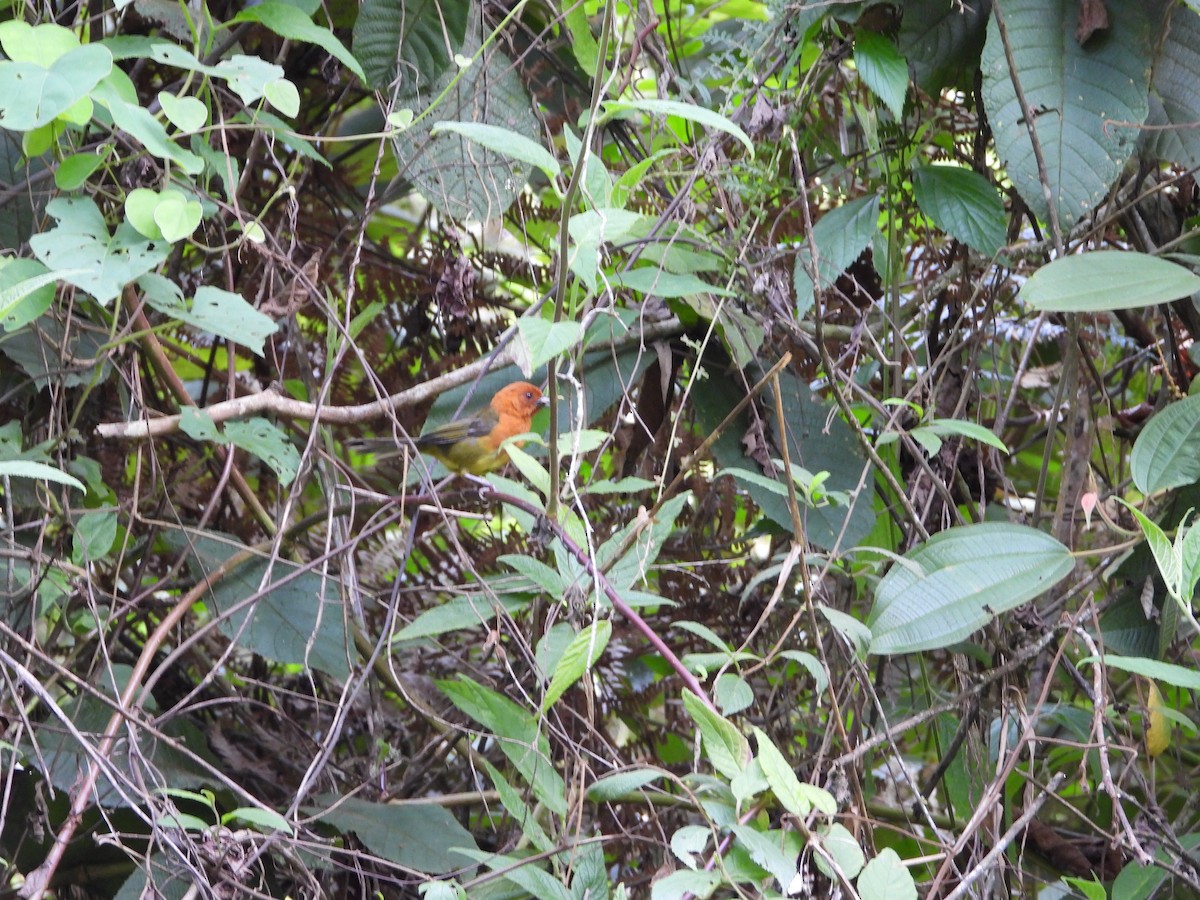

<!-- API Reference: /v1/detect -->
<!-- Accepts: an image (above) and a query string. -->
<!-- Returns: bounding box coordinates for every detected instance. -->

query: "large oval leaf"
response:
[1131,393,1200,493]
[867,523,1073,654]
[981,0,1157,228]
[1020,251,1200,312]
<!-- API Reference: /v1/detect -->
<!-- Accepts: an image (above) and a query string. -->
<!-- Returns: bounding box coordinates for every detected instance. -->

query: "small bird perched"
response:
[357,381,549,476]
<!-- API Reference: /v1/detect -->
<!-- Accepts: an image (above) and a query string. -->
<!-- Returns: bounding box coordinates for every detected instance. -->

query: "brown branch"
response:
[95,317,685,440]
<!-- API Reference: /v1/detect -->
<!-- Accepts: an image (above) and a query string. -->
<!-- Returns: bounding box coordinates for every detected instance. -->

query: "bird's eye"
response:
[525,391,534,400]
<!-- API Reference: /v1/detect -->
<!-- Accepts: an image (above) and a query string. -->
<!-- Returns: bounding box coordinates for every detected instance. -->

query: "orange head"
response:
[490,382,548,422]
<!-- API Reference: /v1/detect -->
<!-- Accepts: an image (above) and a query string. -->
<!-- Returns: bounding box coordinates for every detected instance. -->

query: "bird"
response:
[355,381,549,476]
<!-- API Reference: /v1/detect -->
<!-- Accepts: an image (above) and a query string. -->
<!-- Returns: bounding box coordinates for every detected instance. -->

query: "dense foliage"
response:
[4,0,1200,897]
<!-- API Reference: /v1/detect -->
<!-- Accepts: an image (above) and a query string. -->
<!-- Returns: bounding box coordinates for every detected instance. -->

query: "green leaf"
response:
[351,0,469,91]
[308,795,479,874]
[455,849,573,900]
[438,675,568,816]
[499,553,564,595]
[391,25,536,222]
[754,727,836,820]
[854,31,909,119]
[1020,251,1200,312]
[793,194,880,317]
[72,510,118,566]
[0,43,112,131]
[54,151,106,191]
[514,318,582,376]
[857,848,917,900]
[222,806,293,835]
[431,121,560,180]
[729,824,797,889]
[714,673,753,715]
[682,689,750,781]
[178,410,298,484]
[602,98,754,156]
[585,476,657,495]
[481,760,553,853]
[158,91,207,132]
[599,492,690,593]
[29,197,167,305]
[911,164,1006,256]
[587,768,665,801]
[815,823,865,880]
[613,268,737,298]
[223,419,301,486]
[0,21,81,63]
[171,531,351,680]
[393,595,528,642]
[1142,7,1200,169]
[152,190,203,243]
[1123,503,1180,598]
[542,620,611,711]
[1131,394,1200,493]
[649,869,720,899]
[563,2,599,73]
[920,418,1010,453]
[1083,653,1200,691]
[819,603,873,657]
[92,75,205,174]
[670,825,712,869]
[867,523,1074,654]
[981,0,1157,227]
[0,259,59,332]
[263,78,300,117]
[139,277,279,356]
[0,460,85,491]
[230,2,365,81]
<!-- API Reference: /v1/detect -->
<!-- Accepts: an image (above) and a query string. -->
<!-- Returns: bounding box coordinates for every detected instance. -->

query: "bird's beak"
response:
[537,396,551,408]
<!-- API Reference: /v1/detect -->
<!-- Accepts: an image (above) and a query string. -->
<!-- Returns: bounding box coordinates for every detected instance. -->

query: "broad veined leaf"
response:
[857,848,917,900]
[1142,6,1200,169]
[514,317,582,375]
[587,768,665,801]
[1131,393,1200,493]
[793,194,880,317]
[981,0,1157,228]
[867,523,1074,654]
[139,275,278,356]
[912,164,1006,256]
[1020,251,1200,313]
[351,0,469,91]
[854,31,909,119]
[0,43,112,131]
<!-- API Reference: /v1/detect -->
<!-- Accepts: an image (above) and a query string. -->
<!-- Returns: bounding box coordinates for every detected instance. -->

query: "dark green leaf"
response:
[854,31,909,118]
[793,194,879,317]
[912,165,1006,256]
[981,0,1158,227]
